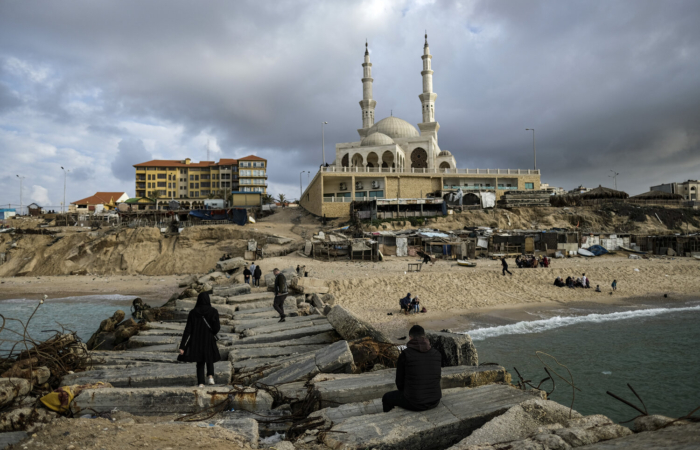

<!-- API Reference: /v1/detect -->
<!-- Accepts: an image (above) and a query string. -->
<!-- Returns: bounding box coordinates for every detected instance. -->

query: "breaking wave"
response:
[463,305,700,341]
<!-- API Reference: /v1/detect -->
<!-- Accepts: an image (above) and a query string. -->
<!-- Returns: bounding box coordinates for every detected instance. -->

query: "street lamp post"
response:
[322,121,328,165]
[16,175,25,216]
[299,171,308,199]
[61,166,70,213]
[525,128,536,170]
[609,170,619,191]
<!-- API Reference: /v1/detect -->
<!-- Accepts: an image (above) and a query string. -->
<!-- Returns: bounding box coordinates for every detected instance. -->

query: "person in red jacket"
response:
[382,325,442,413]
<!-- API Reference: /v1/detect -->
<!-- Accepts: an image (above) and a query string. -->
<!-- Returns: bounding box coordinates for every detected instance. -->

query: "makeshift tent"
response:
[587,245,609,256]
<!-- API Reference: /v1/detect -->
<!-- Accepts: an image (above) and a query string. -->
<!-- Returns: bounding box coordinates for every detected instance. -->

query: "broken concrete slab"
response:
[234,297,297,311]
[233,354,317,386]
[90,351,179,365]
[235,322,336,345]
[0,430,28,448]
[426,331,478,367]
[448,399,582,449]
[128,335,179,347]
[290,277,329,294]
[326,305,397,351]
[224,292,275,305]
[241,318,329,337]
[216,258,248,272]
[232,331,340,349]
[71,386,272,416]
[213,283,252,297]
[228,345,328,362]
[276,381,309,404]
[323,385,545,450]
[219,410,291,438]
[233,313,318,332]
[256,340,353,386]
[0,378,31,408]
[217,417,259,448]
[312,365,509,407]
[309,398,384,428]
[174,300,238,316]
[232,307,299,320]
[60,361,232,388]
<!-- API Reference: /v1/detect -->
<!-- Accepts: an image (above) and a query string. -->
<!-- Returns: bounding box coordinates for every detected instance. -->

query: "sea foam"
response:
[463,305,700,341]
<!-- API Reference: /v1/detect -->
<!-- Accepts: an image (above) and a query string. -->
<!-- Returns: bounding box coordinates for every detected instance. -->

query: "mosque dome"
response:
[361,132,394,147]
[368,117,419,139]
[438,150,452,157]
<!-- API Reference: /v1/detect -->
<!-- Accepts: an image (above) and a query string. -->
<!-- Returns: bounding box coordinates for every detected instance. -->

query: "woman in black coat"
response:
[178,292,221,387]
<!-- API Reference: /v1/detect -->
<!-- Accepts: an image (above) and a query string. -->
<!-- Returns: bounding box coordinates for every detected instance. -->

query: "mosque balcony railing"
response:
[321,167,540,175]
[323,197,354,203]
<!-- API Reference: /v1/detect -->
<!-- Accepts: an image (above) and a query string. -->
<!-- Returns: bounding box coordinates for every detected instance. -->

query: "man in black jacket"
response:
[272,268,288,322]
[382,325,442,413]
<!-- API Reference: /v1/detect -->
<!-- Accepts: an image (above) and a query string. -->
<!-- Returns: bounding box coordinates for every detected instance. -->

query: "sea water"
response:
[0,295,136,353]
[463,302,700,423]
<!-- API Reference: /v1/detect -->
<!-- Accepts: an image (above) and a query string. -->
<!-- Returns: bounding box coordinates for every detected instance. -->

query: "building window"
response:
[355,192,367,198]
[157,182,166,187]
[240,170,251,177]
[369,190,384,198]
[525,183,534,189]
[157,174,166,179]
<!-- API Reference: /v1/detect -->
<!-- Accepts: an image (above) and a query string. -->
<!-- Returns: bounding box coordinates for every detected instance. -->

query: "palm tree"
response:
[278,193,287,207]
[262,194,275,205]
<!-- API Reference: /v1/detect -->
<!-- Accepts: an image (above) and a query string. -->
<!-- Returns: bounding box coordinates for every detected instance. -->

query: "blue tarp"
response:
[231,209,248,226]
[189,209,229,221]
[588,245,609,256]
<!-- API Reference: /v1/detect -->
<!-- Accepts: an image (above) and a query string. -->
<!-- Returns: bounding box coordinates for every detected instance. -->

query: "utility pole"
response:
[16,175,25,215]
[525,128,536,170]
[609,170,619,191]
[61,167,69,213]
[299,171,308,199]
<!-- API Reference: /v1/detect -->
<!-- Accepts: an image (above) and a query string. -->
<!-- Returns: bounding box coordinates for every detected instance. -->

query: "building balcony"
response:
[443,185,496,190]
[136,183,146,189]
[136,175,146,181]
[322,167,541,175]
[323,197,353,203]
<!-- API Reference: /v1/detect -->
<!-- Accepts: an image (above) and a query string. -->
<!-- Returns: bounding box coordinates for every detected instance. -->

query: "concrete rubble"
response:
[6,275,688,450]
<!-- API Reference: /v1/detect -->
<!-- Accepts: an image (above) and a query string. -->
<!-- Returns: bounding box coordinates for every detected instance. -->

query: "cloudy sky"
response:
[1,0,699,210]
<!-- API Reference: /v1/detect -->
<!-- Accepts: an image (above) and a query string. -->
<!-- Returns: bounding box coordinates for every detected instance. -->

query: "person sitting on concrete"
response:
[382,325,442,413]
[399,293,412,314]
[253,265,262,287]
[412,297,421,313]
[273,268,288,322]
[243,267,252,285]
[178,292,221,387]
[554,277,565,287]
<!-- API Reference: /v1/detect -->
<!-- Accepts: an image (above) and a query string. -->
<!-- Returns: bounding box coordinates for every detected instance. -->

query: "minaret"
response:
[419,33,437,122]
[358,41,377,138]
[418,33,440,146]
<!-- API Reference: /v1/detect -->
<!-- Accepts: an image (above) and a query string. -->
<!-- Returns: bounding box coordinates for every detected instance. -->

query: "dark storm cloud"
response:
[112,138,151,181]
[0,0,699,199]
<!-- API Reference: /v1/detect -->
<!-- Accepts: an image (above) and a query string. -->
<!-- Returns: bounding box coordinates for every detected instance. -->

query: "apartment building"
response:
[651,180,699,201]
[133,155,267,209]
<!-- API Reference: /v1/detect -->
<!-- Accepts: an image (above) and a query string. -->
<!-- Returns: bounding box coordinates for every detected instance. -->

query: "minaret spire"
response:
[358,40,377,137]
[419,32,437,123]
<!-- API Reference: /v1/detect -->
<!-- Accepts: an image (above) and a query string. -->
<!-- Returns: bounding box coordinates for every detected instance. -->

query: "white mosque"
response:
[332,34,457,171]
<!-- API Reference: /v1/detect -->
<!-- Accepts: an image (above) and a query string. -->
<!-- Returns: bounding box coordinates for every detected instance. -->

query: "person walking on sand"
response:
[501,257,513,276]
[249,262,257,281]
[273,268,288,322]
[581,273,588,289]
[178,292,221,387]
[382,325,442,413]
[253,264,262,287]
[243,266,252,285]
[612,279,617,291]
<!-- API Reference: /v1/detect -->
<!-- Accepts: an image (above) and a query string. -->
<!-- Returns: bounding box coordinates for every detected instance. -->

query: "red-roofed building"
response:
[133,155,267,210]
[70,192,129,212]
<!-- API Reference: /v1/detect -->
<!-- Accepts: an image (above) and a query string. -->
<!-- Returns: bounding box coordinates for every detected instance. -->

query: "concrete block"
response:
[232,331,340,349]
[426,331,478,367]
[233,314,317,332]
[128,335,179,348]
[242,318,329,337]
[233,353,316,386]
[174,300,238,316]
[217,417,259,448]
[60,361,232,388]
[216,257,248,272]
[291,277,329,294]
[326,306,398,357]
[90,351,179,365]
[0,378,31,408]
[228,345,327,362]
[571,422,700,449]
[0,431,28,448]
[323,385,545,450]
[448,399,582,448]
[224,292,274,305]
[312,365,509,407]
[309,398,383,428]
[125,343,178,353]
[235,297,296,311]
[256,340,353,386]
[235,323,336,345]
[71,386,272,416]
[219,410,291,438]
[213,283,251,297]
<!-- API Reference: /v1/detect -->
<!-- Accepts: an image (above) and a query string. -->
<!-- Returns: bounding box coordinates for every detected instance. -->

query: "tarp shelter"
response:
[587,245,609,256]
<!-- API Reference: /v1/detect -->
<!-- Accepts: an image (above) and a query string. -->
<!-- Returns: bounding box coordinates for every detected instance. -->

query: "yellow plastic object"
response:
[40,386,74,413]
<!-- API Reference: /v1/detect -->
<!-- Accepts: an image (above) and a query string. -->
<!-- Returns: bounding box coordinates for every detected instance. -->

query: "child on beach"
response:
[612,280,617,291]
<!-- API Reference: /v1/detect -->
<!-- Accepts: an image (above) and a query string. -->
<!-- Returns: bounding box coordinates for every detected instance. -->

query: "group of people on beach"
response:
[554,275,618,293]
[242,262,262,287]
[399,293,425,314]
[515,254,550,268]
